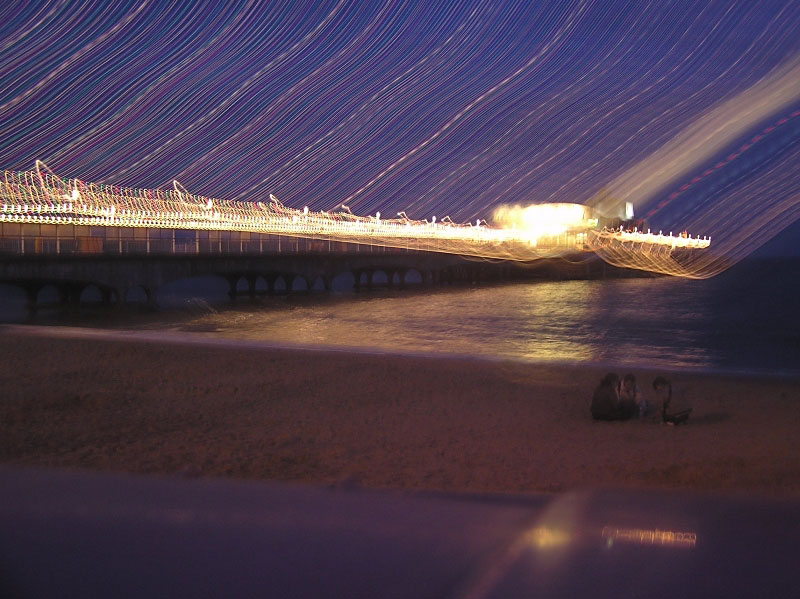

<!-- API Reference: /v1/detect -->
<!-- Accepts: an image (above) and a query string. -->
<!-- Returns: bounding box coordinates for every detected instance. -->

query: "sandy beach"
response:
[1,325,799,495]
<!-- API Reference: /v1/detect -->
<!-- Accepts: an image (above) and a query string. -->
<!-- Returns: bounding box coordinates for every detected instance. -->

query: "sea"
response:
[1,257,799,377]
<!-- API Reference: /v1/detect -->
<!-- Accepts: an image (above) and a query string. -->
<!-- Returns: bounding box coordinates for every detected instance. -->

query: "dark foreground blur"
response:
[1,467,798,598]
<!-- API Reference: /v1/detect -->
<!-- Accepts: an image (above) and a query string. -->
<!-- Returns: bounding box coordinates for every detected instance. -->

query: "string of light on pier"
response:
[0,161,710,266]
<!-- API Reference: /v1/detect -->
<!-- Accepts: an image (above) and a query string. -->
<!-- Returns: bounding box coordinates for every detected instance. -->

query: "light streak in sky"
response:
[596,54,800,215]
[0,1,797,272]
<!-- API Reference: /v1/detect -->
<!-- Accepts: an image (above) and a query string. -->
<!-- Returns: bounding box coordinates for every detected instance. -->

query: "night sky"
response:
[2,1,799,252]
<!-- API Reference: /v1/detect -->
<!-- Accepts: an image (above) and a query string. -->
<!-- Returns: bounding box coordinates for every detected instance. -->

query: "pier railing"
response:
[0,222,432,257]
[0,165,709,261]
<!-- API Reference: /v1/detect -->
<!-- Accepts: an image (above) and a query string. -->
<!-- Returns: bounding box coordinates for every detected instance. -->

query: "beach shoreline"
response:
[2,325,799,496]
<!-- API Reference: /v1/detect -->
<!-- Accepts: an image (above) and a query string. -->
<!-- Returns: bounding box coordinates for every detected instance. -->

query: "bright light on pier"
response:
[0,161,710,266]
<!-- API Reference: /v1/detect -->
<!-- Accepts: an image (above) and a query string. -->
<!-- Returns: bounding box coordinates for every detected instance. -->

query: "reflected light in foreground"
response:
[524,526,571,549]
[602,526,697,549]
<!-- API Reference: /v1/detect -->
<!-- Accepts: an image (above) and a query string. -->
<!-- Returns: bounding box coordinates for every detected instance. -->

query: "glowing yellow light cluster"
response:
[0,162,711,265]
[493,203,597,240]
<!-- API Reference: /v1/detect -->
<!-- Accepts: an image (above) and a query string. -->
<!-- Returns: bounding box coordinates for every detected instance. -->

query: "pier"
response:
[0,163,710,310]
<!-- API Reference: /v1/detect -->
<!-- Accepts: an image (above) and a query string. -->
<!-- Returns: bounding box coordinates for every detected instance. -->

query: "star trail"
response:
[1,0,799,267]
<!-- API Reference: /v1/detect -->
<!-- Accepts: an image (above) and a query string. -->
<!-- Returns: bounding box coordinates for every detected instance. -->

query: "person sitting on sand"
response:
[619,373,646,419]
[652,376,692,425]
[591,372,637,421]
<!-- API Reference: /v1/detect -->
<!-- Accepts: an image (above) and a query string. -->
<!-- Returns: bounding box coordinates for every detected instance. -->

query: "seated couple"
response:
[590,373,691,424]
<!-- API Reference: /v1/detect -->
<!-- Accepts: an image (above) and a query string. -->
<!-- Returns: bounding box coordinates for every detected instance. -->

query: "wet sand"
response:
[2,326,799,495]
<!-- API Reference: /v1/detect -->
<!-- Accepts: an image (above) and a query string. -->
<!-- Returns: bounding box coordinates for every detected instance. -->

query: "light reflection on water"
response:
[2,258,798,374]
[169,278,717,370]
